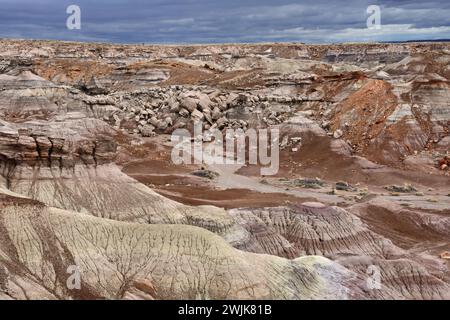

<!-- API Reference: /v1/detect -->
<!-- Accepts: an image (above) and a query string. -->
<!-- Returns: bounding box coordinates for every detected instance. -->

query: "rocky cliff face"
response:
[0,39,448,300]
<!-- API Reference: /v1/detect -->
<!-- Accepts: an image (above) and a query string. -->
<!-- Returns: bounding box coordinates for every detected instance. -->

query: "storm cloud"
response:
[0,0,449,43]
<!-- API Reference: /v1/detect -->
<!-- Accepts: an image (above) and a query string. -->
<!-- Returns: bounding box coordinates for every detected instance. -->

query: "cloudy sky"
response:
[0,0,449,44]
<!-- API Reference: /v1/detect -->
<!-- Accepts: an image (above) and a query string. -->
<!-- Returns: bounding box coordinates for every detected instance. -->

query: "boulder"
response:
[191,109,204,121]
[140,125,155,137]
[216,117,228,129]
[197,94,212,111]
[333,129,343,139]
[178,108,190,117]
[170,102,180,112]
[212,107,222,120]
[180,97,198,112]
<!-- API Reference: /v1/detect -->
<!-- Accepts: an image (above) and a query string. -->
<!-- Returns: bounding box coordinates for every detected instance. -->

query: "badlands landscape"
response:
[0,39,448,300]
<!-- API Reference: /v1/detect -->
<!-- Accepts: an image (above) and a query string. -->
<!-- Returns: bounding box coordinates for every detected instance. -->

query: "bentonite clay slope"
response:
[0,194,359,300]
[229,203,450,299]
[0,39,448,300]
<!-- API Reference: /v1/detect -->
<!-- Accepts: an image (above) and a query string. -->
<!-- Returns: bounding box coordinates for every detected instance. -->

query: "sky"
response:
[0,0,449,44]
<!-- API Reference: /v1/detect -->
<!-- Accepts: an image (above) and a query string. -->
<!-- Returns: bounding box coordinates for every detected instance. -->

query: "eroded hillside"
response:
[0,40,448,300]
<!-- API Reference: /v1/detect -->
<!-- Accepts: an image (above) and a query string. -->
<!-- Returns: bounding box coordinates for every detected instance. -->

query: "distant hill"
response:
[385,39,450,43]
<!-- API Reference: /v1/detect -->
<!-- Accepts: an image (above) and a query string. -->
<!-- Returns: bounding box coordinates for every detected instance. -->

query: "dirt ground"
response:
[122,155,310,209]
[120,134,449,210]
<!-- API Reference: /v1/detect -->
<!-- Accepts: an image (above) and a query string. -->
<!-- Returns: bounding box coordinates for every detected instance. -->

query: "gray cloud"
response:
[0,0,449,43]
